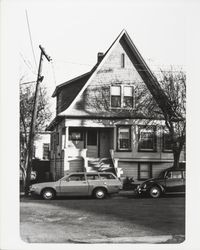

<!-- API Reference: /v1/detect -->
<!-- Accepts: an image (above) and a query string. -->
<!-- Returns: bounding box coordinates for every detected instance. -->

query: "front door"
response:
[165,170,185,193]
[59,173,89,196]
[86,129,98,158]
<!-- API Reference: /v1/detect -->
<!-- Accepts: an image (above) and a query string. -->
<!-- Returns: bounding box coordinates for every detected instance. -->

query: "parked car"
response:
[136,166,185,198]
[29,172,122,200]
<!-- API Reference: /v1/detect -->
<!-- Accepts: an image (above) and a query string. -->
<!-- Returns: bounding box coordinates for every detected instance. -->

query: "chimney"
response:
[97,52,104,63]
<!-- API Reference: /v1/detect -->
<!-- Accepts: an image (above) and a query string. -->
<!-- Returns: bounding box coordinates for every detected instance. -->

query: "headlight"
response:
[29,185,36,191]
[142,184,147,189]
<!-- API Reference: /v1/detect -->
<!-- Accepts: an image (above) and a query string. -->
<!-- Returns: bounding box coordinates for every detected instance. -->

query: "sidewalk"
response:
[69,235,185,244]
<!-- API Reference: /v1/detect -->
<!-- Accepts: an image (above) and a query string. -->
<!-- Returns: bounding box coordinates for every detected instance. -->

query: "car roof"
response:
[68,172,114,175]
[164,166,185,172]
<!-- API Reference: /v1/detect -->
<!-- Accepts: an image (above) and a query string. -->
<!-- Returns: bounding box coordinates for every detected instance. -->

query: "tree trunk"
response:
[173,148,181,168]
[24,155,32,196]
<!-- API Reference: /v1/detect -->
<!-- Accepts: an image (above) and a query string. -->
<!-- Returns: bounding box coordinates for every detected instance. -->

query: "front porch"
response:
[62,127,116,175]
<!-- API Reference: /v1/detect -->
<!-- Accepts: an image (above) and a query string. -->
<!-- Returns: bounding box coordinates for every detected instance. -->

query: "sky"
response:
[11,0,187,114]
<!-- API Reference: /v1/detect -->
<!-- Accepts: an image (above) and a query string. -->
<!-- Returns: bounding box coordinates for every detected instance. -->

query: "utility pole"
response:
[25,45,51,195]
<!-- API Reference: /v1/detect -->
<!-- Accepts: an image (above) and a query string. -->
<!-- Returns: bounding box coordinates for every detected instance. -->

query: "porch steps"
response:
[87,157,114,172]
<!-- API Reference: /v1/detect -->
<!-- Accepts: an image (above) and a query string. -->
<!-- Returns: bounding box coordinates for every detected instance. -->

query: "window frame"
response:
[138,162,152,180]
[67,173,86,181]
[110,85,135,109]
[162,132,173,152]
[138,125,157,152]
[166,171,183,179]
[117,125,132,152]
[121,53,125,68]
[123,85,134,109]
[110,85,121,108]
[69,128,83,141]
[43,143,50,160]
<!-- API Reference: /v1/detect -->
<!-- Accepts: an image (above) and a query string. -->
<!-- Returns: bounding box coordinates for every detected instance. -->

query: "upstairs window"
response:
[110,85,134,109]
[138,126,157,152]
[117,126,131,151]
[111,86,121,108]
[123,86,133,108]
[121,53,125,68]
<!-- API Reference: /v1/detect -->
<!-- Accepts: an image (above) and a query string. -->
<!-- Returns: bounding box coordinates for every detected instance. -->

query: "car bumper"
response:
[136,186,148,195]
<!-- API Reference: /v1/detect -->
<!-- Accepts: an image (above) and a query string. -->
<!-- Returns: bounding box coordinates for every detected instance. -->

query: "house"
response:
[46,29,185,184]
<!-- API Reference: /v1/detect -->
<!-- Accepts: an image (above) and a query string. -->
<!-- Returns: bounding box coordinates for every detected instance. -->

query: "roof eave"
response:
[52,71,92,97]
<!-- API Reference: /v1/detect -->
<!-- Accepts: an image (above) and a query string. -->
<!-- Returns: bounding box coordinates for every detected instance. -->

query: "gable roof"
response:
[52,71,92,97]
[57,29,176,119]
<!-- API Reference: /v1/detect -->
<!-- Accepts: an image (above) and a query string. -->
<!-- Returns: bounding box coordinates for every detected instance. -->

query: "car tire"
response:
[149,186,161,198]
[93,188,107,199]
[41,188,56,200]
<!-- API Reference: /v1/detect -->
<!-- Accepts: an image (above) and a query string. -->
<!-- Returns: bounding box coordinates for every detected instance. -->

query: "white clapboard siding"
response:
[152,162,173,178]
[118,161,138,178]
[69,158,84,172]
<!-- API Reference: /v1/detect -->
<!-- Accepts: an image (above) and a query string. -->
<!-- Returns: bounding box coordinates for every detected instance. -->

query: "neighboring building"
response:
[20,131,51,184]
[46,30,185,184]
[33,132,51,160]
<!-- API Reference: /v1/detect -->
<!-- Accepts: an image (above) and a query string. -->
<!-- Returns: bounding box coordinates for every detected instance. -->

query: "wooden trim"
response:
[97,129,100,158]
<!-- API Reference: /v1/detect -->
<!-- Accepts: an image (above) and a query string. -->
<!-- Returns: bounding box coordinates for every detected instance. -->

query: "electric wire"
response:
[25,9,37,72]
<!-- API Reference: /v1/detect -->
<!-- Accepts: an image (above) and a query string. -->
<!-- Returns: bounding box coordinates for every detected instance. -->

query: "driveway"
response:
[20,192,185,243]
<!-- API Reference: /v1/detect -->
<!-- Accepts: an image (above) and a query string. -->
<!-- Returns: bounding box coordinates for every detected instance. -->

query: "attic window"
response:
[121,53,125,68]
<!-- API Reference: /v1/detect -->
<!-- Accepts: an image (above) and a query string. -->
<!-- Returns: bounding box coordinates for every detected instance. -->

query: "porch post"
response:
[63,126,70,175]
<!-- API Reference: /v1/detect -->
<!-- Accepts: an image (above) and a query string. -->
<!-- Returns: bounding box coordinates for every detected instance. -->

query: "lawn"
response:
[20,195,185,243]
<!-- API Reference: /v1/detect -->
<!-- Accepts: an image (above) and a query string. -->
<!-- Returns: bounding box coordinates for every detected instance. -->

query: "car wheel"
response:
[149,186,161,198]
[41,188,56,200]
[94,188,106,199]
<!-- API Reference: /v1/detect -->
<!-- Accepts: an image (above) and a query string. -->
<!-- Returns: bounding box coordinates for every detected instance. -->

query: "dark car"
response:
[136,166,185,198]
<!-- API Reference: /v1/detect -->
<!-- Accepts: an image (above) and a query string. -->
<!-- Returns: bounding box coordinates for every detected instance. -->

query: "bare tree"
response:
[20,80,52,190]
[85,69,186,168]
[158,69,186,167]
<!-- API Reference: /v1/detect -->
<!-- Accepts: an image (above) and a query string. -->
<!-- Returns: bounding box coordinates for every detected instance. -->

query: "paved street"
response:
[20,192,185,243]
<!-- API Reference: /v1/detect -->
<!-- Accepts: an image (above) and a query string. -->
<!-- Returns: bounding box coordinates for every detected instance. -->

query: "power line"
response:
[25,9,37,71]
[53,60,185,72]
[50,61,57,87]
[20,80,36,85]
[19,53,37,75]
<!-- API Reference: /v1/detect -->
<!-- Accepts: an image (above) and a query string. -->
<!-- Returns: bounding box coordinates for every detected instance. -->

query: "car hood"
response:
[31,181,57,188]
[139,178,160,187]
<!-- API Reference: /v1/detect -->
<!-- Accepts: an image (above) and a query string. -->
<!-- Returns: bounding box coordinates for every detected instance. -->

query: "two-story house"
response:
[46,29,185,184]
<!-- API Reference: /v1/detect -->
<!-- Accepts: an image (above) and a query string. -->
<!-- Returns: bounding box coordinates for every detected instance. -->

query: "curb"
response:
[69,235,185,244]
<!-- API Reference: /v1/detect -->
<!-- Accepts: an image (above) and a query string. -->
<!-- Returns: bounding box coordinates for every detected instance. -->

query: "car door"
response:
[59,173,89,196]
[165,170,184,193]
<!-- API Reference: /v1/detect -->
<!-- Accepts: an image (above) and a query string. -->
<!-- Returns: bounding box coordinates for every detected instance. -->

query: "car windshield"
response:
[158,170,166,179]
